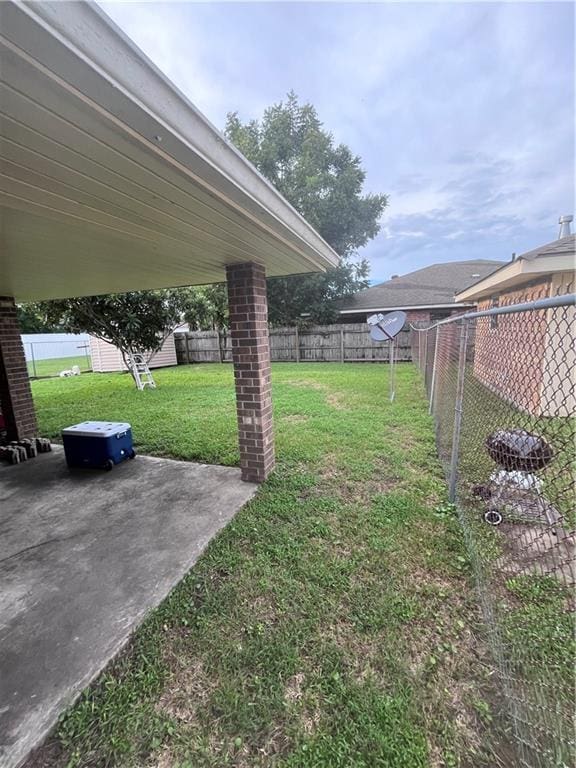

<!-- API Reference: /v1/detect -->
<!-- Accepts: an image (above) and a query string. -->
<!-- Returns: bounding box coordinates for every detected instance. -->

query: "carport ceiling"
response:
[0,2,339,302]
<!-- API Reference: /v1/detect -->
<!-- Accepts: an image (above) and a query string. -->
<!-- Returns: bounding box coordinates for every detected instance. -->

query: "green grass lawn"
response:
[29,364,504,767]
[27,354,92,379]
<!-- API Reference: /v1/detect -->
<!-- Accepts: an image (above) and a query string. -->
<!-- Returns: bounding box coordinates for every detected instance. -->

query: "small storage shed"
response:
[89,334,177,373]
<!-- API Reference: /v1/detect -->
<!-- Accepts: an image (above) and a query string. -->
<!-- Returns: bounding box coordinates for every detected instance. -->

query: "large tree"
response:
[225,92,387,325]
[17,304,60,334]
[183,284,228,331]
[38,290,192,385]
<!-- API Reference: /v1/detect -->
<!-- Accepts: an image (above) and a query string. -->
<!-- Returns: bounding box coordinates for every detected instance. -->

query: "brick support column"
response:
[226,263,275,483]
[0,296,38,441]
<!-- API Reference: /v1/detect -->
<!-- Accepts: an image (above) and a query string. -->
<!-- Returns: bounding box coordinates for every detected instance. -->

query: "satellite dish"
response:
[367,311,407,341]
[370,325,388,342]
[366,311,407,403]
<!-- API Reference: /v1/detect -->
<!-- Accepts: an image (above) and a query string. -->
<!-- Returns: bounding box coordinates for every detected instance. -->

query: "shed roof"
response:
[0,1,339,301]
[455,235,576,302]
[338,259,504,314]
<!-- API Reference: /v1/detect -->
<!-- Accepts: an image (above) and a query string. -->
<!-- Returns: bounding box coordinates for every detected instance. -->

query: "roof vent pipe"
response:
[558,214,573,238]
[390,274,399,279]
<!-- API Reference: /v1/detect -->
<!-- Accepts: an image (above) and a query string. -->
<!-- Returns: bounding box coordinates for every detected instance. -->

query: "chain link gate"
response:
[411,294,575,767]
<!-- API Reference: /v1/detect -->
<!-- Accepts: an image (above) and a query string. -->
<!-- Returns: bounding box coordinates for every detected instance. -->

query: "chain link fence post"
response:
[30,343,37,378]
[428,326,439,414]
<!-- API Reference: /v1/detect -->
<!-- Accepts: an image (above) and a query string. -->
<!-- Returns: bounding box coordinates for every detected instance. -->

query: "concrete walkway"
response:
[0,448,256,768]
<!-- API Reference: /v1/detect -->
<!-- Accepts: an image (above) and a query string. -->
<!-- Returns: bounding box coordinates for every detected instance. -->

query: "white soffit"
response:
[0,1,339,301]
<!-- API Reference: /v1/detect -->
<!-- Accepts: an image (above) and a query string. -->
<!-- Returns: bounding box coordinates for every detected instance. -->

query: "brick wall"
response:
[0,296,38,440]
[473,279,551,415]
[226,263,275,483]
[540,272,576,417]
[405,310,431,324]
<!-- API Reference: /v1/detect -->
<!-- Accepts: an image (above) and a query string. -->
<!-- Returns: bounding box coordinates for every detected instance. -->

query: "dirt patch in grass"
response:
[285,378,348,410]
[326,392,346,410]
[149,746,179,768]
[321,617,384,683]
[247,593,282,628]
[283,671,322,739]
[284,672,305,704]
[317,452,342,481]
[156,653,213,726]
[282,414,310,424]
[311,457,397,504]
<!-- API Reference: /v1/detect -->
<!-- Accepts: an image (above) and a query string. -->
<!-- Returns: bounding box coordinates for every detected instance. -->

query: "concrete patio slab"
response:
[0,448,256,768]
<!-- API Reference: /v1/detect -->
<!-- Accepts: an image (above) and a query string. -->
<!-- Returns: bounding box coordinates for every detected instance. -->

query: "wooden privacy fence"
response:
[174,324,412,364]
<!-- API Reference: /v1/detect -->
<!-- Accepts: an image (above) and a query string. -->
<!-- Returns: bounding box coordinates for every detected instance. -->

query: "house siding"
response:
[90,335,177,373]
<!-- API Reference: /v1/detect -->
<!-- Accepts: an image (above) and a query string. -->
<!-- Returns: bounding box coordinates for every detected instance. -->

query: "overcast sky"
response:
[101,1,574,284]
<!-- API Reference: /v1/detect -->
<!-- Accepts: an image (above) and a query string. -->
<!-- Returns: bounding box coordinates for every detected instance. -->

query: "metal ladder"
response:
[127,353,156,390]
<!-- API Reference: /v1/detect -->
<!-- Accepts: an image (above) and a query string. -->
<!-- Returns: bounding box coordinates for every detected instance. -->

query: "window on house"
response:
[490,295,499,329]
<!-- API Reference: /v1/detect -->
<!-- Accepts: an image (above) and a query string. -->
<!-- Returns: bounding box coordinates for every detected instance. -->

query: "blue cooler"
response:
[62,421,135,470]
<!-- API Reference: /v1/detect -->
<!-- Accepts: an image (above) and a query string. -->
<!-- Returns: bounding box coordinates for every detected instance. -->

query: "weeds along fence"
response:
[411,294,575,768]
[175,323,411,364]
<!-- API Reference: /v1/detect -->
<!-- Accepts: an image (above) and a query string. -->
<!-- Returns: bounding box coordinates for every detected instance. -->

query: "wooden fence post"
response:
[340,327,344,362]
[188,333,193,363]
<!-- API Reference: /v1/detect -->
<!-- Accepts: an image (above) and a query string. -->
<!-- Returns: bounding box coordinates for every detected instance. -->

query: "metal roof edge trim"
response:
[338,302,475,314]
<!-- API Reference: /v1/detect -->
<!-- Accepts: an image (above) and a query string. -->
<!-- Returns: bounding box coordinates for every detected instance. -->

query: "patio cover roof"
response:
[0,1,339,302]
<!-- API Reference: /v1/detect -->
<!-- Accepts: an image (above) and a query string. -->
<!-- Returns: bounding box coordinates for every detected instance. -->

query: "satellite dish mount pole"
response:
[389,338,395,402]
[376,323,396,403]
[366,310,406,403]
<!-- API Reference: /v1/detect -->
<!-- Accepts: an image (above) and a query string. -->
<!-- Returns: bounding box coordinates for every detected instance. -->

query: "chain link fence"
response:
[411,293,575,767]
[24,339,92,379]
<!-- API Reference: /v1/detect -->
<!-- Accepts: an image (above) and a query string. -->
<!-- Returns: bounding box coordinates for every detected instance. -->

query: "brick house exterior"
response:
[403,308,464,325]
[226,263,275,483]
[455,235,575,418]
[0,297,38,440]
[473,279,552,415]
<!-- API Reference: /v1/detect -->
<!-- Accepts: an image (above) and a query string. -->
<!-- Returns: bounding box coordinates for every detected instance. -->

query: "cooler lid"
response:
[62,421,131,438]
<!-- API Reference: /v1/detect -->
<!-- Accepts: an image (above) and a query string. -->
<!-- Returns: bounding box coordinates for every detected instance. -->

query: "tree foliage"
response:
[225,92,388,325]
[38,291,191,382]
[183,284,228,331]
[17,304,60,334]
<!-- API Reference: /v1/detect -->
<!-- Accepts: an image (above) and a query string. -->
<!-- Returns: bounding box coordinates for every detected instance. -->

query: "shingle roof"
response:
[338,259,505,312]
[512,234,575,262]
[453,234,575,300]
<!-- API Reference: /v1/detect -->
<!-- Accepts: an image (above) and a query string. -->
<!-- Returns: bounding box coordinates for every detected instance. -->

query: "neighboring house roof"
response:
[338,260,505,314]
[455,235,576,302]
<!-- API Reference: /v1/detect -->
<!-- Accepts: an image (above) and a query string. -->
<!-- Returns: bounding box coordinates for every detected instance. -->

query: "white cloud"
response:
[97,1,574,281]
[386,189,451,218]
[98,2,263,124]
